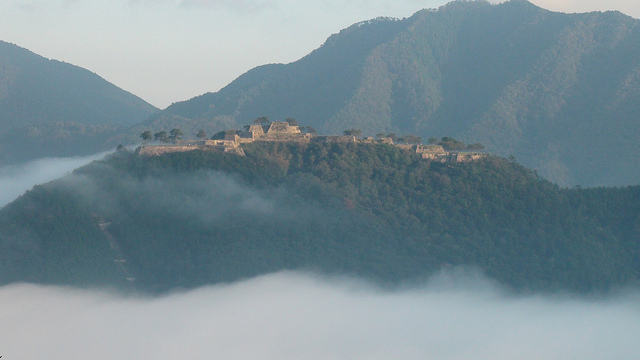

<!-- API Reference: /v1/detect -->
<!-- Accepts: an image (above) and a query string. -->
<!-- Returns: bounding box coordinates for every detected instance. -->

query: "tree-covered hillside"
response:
[0,41,158,164]
[1,143,638,293]
[150,0,640,187]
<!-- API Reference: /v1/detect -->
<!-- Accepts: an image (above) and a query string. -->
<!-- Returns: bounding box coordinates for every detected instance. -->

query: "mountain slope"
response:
[150,0,640,186]
[0,41,158,163]
[1,144,638,293]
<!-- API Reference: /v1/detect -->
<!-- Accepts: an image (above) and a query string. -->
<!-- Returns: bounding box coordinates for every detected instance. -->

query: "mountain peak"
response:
[0,40,159,164]
[146,3,640,187]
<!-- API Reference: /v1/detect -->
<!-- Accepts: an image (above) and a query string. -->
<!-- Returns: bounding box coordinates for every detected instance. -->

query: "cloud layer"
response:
[0,151,111,208]
[1,271,639,359]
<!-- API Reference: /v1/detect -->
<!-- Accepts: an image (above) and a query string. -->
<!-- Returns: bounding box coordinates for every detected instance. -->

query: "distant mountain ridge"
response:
[151,0,640,186]
[0,41,158,164]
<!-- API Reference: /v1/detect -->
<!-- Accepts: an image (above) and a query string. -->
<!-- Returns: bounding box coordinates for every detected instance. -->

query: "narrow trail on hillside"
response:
[98,219,137,293]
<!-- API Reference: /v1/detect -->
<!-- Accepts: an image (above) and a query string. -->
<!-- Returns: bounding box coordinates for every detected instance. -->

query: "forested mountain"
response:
[150,0,640,187]
[1,143,638,293]
[0,41,158,164]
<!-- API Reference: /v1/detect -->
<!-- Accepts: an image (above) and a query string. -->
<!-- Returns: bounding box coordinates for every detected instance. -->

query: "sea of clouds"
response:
[2,153,640,359]
[1,271,639,359]
[0,151,112,208]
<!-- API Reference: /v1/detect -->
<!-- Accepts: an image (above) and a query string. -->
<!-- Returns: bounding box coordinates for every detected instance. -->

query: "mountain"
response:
[0,41,158,164]
[148,0,640,187]
[1,143,638,293]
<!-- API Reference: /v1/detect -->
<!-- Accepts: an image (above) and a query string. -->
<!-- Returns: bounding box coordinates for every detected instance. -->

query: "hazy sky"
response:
[1,0,639,108]
[2,271,640,359]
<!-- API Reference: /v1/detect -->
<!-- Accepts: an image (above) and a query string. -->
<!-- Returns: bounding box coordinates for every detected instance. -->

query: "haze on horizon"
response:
[1,0,639,109]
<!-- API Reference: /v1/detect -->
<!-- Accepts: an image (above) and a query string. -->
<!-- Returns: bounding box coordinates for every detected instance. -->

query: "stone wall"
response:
[453,152,487,162]
[266,121,300,134]
[312,135,357,143]
[416,145,446,154]
[138,123,486,163]
[136,144,245,156]
[258,133,312,143]
[246,125,265,135]
[137,145,202,156]
[395,144,413,151]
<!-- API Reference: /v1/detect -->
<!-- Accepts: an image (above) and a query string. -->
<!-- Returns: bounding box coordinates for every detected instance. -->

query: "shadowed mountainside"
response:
[147,0,640,186]
[0,41,158,164]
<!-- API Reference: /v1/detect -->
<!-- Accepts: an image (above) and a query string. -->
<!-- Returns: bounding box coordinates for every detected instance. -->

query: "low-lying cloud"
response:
[65,168,286,226]
[0,151,111,208]
[1,271,639,359]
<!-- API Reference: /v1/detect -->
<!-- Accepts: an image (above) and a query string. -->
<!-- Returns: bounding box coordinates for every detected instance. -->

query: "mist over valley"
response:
[0,151,113,208]
[2,0,640,358]
[2,271,640,360]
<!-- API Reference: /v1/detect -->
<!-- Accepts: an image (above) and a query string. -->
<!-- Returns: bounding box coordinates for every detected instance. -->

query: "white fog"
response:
[0,151,111,208]
[1,271,639,359]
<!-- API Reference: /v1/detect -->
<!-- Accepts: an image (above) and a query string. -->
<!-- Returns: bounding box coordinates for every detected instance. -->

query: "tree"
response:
[285,118,298,126]
[376,133,386,139]
[466,143,485,151]
[154,131,168,144]
[343,129,362,138]
[402,135,422,144]
[385,133,398,142]
[140,130,153,144]
[211,129,236,140]
[211,131,225,140]
[253,116,271,125]
[427,137,438,145]
[438,136,466,151]
[302,126,317,135]
[169,128,183,143]
[196,129,207,140]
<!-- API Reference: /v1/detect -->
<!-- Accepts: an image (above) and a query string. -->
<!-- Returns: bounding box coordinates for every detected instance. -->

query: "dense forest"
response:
[1,143,639,293]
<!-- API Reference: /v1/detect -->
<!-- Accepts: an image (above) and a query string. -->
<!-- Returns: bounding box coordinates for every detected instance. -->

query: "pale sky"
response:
[0,0,638,108]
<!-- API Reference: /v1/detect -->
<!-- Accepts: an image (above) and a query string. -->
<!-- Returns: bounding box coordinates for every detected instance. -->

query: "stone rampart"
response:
[136,144,244,156]
[416,145,446,154]
[137,145,201,156]
[266,122,301,134]
[258,133,312,143]
[453,152,487,162]
[246,125,266,135]
[138,123,485,163]
[395,144,413,151]
[312,135,357,143]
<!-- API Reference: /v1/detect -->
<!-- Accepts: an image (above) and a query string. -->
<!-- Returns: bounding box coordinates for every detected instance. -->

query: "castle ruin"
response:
[136,121,486,163]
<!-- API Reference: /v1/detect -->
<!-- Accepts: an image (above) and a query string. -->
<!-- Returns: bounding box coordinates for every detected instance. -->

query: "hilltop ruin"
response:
[136,121,486,162]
